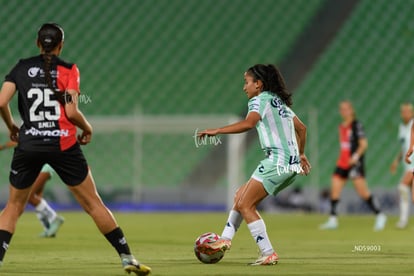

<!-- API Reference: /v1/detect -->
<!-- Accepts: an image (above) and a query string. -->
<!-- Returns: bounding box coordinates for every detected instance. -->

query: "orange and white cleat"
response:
[197,238,231,255]
[249,252,279,266]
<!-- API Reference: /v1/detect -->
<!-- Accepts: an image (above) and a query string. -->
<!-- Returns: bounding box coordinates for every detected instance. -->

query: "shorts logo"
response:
[258,165,265,173]
[28,67,41,77]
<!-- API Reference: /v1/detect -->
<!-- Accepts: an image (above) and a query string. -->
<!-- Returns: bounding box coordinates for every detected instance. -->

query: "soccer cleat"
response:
[374,213,387,231]
[43,216,64,237]
[121,254,151,276]
[249,252,279,266]
[319,216,338,230]
[396,220,408,229]
[197,238,231,255]
[39,230,55,238]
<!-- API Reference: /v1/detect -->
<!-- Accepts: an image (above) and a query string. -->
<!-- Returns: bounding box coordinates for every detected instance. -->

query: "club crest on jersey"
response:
[28,67,41,77]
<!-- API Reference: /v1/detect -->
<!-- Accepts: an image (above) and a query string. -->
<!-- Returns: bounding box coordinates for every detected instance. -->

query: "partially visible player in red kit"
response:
[0,23,150,274]
[319,101,386,231]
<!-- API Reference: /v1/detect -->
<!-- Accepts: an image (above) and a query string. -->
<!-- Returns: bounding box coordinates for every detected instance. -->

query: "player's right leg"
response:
[198,178,275,263]
[0,149,43,268]
[67,171,151,275]
[320,173,346,230]
[196,185,249,255]
[0,185,32,267]
[396,170,412,229]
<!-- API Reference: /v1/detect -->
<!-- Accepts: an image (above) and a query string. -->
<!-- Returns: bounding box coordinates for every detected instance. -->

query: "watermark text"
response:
[193,128,222,148]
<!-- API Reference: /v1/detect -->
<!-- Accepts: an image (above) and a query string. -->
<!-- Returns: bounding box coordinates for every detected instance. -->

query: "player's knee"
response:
[236,201,255,215]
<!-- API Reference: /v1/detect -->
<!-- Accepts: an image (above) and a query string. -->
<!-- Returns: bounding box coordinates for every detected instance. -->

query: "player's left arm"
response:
[293,115,311,175]
[405,121,414,164]
[198,112,260,137]
[350,138,368,166]
[349,122,367,166]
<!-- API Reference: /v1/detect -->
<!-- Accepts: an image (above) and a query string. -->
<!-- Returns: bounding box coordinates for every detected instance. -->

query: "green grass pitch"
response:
[1,212,413,275]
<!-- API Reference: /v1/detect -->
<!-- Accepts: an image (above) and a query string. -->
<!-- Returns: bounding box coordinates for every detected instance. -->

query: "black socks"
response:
[0,230,13,262]
[104,227,131,256]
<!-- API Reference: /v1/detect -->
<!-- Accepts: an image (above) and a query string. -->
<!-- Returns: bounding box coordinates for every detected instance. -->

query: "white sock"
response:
[398,184,410,223]
[247,219,274,256]
[35,199,57,225]
[221,210,243,240]
[35,212,49,230]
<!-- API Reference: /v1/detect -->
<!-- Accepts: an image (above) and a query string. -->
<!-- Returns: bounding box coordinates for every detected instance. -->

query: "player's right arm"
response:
[64,89,93,145]
[0,82,19,141]
[198,112,260,137]
[390,151,402,174]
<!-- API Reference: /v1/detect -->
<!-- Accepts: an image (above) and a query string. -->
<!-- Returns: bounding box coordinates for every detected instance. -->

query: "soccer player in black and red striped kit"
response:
[0,23,151,275]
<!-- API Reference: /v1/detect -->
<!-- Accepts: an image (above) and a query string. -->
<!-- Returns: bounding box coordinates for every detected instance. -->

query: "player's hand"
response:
[0,140,18,151]
[348,153,360,166]
[390,159,398,174]
[9,124,19,142]
[198,129,219,138]
[78,128,92,145]
[300,154,311,176]
[405,148,413,164]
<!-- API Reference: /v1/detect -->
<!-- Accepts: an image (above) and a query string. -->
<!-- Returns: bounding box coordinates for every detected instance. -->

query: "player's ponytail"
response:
[247,64,293,107]
[37,23,67,105]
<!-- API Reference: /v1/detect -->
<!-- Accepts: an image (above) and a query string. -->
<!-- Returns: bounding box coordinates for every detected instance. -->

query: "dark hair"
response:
[37,23,66,104]
[247,64,292,107]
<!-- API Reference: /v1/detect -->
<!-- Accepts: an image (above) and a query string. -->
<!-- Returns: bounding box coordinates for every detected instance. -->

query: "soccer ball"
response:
[194,232,224,264]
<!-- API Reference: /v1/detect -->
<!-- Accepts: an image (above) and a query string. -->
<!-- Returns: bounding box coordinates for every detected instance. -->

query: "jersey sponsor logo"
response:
[25,127,69,137]
[270,97,289,118]
[27,67,58,78]
[28,67,41,77]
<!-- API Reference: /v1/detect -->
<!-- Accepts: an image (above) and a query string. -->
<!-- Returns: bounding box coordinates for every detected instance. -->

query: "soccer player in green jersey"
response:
[197,64,311,265]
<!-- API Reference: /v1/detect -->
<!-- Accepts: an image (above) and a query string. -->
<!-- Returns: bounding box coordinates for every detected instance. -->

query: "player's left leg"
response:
[67,171,151,275]
[0,185,32,267]
[234,178,279,265]
[353,177,386,231]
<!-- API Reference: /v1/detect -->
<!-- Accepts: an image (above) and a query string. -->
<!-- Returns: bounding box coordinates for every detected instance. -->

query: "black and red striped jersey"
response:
[336,120,365,169]
[5,55,79,151]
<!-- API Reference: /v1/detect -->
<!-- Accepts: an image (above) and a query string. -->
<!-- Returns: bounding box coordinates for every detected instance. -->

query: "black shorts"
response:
[333,161,365,179]
[10,143,89,189]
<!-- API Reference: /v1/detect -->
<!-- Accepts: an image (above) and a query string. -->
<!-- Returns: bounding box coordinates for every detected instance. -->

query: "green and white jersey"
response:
[248,91,300,166]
